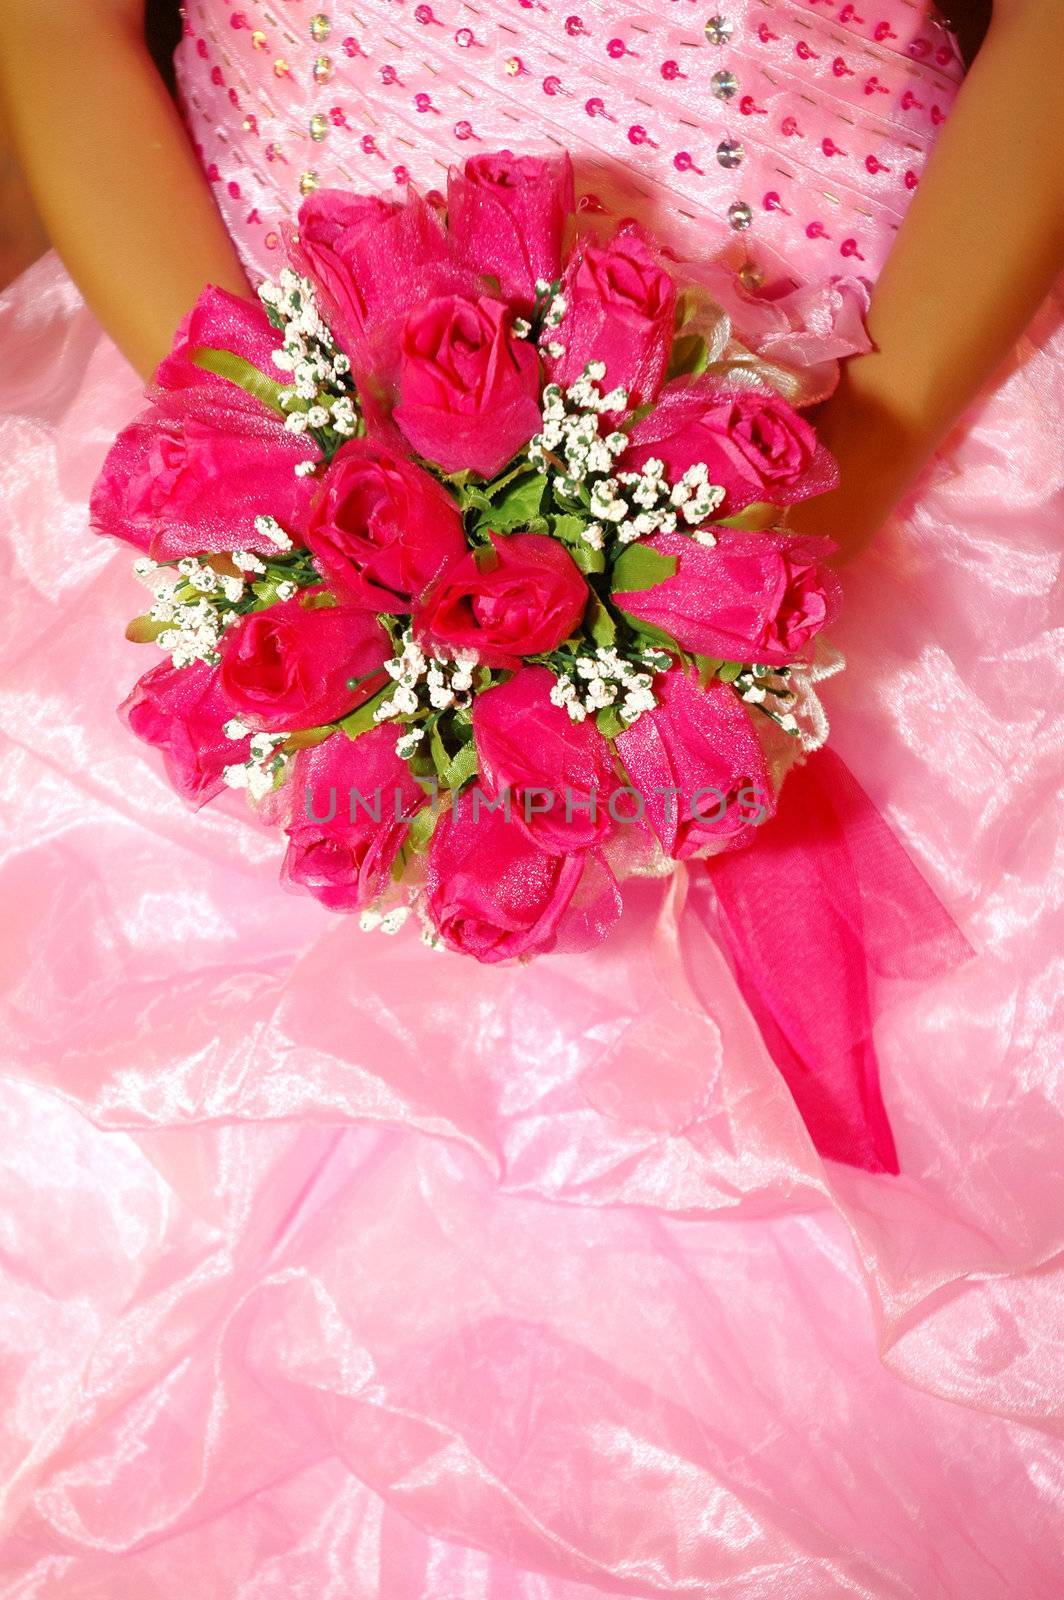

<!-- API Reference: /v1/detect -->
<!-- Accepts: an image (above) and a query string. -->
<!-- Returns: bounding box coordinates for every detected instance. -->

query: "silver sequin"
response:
[727,201,753,231]
[309,13,331,43]
[711,69,739,101]
[299,170,320,195]
[309,113,329,142]
[704,15,734,46]
[313,53,334,83]
[716,139,744,168]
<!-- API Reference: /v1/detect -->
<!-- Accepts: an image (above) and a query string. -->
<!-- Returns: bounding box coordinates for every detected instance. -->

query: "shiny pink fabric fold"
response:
[703,748,973,1175]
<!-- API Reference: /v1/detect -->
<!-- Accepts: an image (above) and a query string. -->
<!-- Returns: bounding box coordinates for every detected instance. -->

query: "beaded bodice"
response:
[177,0,964,285]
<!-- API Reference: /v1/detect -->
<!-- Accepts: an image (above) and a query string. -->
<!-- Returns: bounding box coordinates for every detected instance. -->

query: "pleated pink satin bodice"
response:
[176,0,964,284]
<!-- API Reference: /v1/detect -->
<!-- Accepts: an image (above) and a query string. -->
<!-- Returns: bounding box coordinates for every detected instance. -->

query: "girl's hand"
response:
[783,364,929,562]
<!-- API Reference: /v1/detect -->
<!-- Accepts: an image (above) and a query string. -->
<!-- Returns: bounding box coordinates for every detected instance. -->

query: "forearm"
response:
[0,1,251,377]
[790,0,1064,554]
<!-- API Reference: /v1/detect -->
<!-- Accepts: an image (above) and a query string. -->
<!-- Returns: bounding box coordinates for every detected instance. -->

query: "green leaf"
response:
[482,460,536,501]
[624,618,682,657]
[339,686,391,740]
[595,706,626,739]
[584,592,617,648]
[476,471,547,533]
[549,513,589,547]
[674,289,699,331]
[281,724,338,752]
[716,660,744,683]
[443,741,478,790]
[460,486,496,513]
[618,399,656,433]
[125,614,171,644]
[429,721,450,780]
[407,804,441,854]
[569,542,606,576]
[190,347,289,414]
[610,544,678,594]
[667,333,710,383]
[713,501,780,530]
[473,543,501,575]
[693,654,724,689]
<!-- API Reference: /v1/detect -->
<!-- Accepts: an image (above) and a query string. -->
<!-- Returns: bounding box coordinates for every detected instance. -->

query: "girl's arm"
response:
[0,0,251,377]
[787,0,1064,556]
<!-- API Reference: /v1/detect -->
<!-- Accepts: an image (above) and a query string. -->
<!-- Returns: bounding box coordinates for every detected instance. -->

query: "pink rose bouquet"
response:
[94,148,848,964]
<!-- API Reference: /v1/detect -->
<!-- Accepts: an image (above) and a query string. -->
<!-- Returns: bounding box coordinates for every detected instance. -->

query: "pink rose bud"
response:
[621,378,837,516]
[294,186,458,357]
[393,294,542,477]
[154,285,285,395]
[472,666,617,854]
[548,225,676,412]
[306,439,467,611]
[417,532,587,667]
[218,589,390,733]
[120,657,251,808]
[90,396,319,559]
[447,149,575,306]
[615,671,773,861]
[615,530,841,666]
[425,788,590,963]
[282,726,426,911]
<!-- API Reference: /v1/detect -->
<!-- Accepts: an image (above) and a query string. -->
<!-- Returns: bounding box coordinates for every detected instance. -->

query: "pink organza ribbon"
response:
[699,749,974,1174]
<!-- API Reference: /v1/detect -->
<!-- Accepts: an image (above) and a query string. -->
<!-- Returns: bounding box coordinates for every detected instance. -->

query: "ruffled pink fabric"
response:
[1,249,1064,1596]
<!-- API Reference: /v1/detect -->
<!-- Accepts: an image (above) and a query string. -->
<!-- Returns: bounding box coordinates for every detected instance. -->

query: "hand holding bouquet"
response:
[94,150,845,964]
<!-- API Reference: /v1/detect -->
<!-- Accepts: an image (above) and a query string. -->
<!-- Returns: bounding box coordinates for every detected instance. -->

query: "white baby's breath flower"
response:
[247,765,277,802]
[254,514,294,551]
[232,550,268,573]
[391,685,419,716]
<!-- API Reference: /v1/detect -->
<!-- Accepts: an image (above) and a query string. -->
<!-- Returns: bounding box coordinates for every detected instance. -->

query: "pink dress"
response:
[1,2,1063,1595]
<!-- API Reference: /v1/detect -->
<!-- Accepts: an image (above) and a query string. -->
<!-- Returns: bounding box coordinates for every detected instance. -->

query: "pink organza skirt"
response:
[1,252,1063,1596]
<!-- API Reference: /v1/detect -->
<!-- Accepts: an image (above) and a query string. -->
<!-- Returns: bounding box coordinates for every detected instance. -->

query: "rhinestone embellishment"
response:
[309,13,331,43]
[716,138,744,168]
[299,171,320,195]
[705,15,734,46]
[309,113,329,141]
[313,53,333,83]
[728,200,753,231]
[711,70,739,100]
